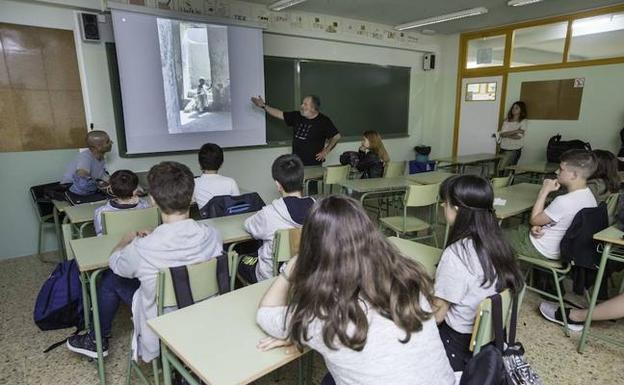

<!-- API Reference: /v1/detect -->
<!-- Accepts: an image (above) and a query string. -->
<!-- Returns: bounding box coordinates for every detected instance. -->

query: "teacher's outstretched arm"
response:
[251,96,284,120]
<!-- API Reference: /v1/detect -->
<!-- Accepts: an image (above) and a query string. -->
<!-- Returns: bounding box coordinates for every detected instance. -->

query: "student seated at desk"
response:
[432,175,523,371]
[587,149,620,203]
[193,143,240,209]
[356,130,389,179]
[238,154,314,283]
[506,149,597,261]
[256,196,455,385]
[61,130,112,185]
[66,161,222,362]
[93,170,150,236]
[540,291,624,332]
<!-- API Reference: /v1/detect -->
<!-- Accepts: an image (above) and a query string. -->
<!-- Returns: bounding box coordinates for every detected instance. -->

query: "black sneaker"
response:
[66,333,109,359]
[539,301,584,332]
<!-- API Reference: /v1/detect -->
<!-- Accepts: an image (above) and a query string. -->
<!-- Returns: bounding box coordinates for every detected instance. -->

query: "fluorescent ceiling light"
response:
[268,0,307,12]
[394,7,488,31]
[507,0,544,6]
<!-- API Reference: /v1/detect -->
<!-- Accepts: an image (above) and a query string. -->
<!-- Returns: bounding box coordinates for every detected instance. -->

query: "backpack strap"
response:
[490,293,506,352]
[169,266,194,309]
[216,253,230,294]
[507,293,519,345]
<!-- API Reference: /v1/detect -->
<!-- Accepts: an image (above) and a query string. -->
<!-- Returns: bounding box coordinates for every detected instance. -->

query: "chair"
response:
[387,236,441,277]
[490,175,511,189]
[102,207,160,236]
[127,259,221,385]
[322,165,350,194]
[271,228,302,277]
[383,161,406,178]
[29,182,59,262]
[605,192,620,226]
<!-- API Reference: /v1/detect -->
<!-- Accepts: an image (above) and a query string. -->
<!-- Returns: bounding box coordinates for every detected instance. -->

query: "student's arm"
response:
[259,256,296,308]
[108,230,151,278]
[432,297,451,324]
[244,209,273,240]
[530,179,560,226]
[432,248,466,325]
[315,133,342,162]
[251,96,284,120]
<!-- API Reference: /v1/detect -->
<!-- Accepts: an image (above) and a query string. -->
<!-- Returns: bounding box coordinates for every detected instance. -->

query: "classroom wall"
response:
[0,0,459,260]
[505,63,624,164]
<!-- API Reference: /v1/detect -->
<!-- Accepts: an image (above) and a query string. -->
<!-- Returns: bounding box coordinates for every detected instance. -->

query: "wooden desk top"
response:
[52,200,71,213]
[493,183,542,220]
[70,234,122,272]
[505,162,558,174]
[148,279,304,385]
[388,237,442,277]
[199,212,255,244]
[339,176,412,193]
[435,153,501,165]
[594,226,624,246]
[407,171,456,185]
[64,201,106,224]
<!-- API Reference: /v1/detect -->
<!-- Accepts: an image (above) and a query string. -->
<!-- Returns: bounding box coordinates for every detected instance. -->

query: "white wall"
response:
[0,0,459,259]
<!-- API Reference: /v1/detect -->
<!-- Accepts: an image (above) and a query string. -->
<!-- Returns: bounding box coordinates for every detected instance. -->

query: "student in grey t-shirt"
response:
[61,130,112,184]
[256,196,455,385]
[433,175,524,372]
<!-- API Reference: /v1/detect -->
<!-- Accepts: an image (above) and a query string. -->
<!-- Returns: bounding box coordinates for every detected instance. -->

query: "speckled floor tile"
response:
[1,253,623,385]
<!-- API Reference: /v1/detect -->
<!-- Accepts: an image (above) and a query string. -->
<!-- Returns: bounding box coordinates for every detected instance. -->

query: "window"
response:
[511,22,568,67]
[465,82,497,101]
[568,12,624,61]
[466,35,506,69]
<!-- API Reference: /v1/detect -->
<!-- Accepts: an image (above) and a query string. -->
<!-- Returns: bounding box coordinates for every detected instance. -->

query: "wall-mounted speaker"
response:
[423,53,436,71]
[79,12,100,42]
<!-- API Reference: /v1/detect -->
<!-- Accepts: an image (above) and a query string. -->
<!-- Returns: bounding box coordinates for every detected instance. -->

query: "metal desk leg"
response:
[89,268,107,385]
[162,348,200,385]
[53,206,66,260]
[80,272,92,331]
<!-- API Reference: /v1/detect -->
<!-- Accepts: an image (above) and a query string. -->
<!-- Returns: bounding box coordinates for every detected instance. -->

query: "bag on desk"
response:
[34,260,84,331]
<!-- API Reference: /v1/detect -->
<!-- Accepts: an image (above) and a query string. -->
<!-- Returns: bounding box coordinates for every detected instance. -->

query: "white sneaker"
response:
[539,301,584,332]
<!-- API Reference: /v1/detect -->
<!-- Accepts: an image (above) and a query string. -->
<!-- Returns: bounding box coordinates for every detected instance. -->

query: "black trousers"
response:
[438,321,473,372]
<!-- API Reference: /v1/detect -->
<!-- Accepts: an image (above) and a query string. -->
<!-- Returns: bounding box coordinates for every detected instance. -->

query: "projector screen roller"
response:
[111,9,266,155]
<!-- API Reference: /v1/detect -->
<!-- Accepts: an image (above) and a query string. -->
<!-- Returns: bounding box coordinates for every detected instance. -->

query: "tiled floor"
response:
[1,252,623,384]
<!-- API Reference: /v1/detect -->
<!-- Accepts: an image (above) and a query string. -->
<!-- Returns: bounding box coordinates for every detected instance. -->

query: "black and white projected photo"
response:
[157,18,232,134]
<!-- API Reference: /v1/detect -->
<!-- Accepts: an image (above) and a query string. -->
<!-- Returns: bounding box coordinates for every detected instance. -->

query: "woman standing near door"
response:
[498,101,528,174]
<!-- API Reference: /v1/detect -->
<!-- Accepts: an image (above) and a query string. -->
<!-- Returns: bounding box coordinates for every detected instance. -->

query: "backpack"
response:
[339,151,360,168]
[200,193,265,219]
[546,134,591,163]
[33,260,84,331]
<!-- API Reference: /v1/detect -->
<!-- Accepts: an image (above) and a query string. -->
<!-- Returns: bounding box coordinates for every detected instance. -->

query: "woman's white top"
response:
[499,119,528,150]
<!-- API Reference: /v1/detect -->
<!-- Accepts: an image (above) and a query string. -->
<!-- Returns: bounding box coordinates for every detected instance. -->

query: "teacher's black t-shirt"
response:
[283,111,339,166]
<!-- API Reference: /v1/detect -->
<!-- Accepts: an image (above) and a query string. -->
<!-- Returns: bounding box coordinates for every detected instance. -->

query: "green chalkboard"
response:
[264,56,410,144]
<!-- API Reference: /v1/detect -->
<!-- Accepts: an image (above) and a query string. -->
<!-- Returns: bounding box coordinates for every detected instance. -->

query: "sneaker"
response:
[539,301,584,332]
[66,333,109,359]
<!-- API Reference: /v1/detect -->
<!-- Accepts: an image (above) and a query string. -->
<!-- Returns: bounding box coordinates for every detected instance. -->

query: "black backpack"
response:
[339,151,360,168]
[546,134,591,163]
[199,193,265,219]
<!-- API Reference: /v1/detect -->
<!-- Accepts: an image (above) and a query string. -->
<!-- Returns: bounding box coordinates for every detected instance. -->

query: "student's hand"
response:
[530,225,545,239]
[315,148,329,161]
[136,229,152,238]
[541,178,560,193]
[257,336,296,353]
[251,96,266,108]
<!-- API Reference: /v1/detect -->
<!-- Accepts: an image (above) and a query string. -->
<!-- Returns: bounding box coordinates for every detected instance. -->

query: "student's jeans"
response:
[89,270,140,338]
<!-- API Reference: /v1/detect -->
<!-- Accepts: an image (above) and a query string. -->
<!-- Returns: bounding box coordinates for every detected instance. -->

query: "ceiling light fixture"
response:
[394,7,488,31]
[507,0,544,7]
[268,0,307,12]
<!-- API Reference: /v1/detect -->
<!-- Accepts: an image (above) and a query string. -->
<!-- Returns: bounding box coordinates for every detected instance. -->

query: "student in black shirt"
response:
[251,95,341,166]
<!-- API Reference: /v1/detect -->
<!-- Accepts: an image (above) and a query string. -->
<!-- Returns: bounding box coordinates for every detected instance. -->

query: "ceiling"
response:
[243,0,624,34]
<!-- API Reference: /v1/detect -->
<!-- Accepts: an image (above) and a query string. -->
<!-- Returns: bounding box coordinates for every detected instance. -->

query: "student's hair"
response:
[363,130,390,163]
[560,149,598,180]
[287,195,434,351]
[439,175,524,293]
[272,154,304,193]
[109,170,138,199]
[591,149,620,193]
[506,101,527,122]
[198,143,224,171]
[147,161,194,214]
[305,95,321,111]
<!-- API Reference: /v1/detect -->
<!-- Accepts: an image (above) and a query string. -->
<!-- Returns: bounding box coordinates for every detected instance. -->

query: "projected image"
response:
[157,19,232,134]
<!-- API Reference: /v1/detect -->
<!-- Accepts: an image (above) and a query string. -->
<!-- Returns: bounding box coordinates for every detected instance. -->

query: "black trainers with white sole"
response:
[539,301,585,332]
[66,333,109,359]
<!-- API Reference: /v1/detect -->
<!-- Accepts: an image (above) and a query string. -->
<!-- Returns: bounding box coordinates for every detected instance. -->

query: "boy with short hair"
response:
[238,154,314,283]
[193,143,240,209]
[93,170,150,236]
[507,149,598,260]
[67,161,223,362]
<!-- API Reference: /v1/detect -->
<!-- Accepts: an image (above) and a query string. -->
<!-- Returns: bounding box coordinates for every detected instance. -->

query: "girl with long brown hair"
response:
[356,130,390,178]
[256,195,455,385]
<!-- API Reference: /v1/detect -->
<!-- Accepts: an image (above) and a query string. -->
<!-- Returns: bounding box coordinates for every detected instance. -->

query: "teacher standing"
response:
[251,95,341,166]
[498,101,528,173]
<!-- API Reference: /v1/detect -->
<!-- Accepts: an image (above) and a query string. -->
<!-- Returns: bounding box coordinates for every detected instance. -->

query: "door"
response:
[457,76,503,156]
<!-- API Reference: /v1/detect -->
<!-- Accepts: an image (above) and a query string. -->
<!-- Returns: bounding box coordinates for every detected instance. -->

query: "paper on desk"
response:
[493,197,507,206]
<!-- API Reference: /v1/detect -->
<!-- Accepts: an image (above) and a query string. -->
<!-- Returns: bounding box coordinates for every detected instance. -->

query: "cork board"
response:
[519,78,583,120]
[0,23,86,152]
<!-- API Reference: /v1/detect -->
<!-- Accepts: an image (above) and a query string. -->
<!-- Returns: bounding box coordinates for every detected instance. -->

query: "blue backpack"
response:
[34,260,84,332]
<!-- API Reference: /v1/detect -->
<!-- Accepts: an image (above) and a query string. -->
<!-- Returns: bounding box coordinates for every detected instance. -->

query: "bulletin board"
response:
[519,78,583,120]
[0,22,86,152]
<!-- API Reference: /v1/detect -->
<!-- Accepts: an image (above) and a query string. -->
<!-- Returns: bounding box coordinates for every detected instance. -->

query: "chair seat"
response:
[379,216,431,234]
[518,254,569,271]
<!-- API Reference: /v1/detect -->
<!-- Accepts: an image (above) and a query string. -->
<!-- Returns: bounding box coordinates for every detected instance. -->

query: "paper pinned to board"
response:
[494,197,507,206]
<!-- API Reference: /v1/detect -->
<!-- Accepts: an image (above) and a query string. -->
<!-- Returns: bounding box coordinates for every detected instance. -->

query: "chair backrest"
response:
[30,182,59,220]
[490,175,511,189]
[383,161,406,178]
[323,165,350,185]
[404,183,439,208]
[605,192,620,226]
[271,228,302,276]
[156,259,219,314]
[469,288,516,354]
[102,206,160,236]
